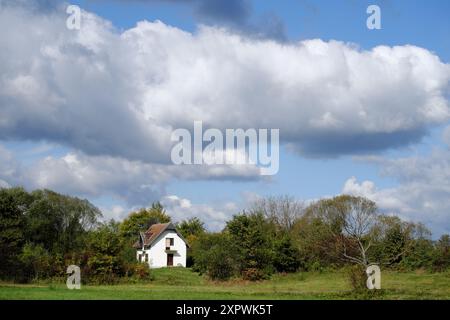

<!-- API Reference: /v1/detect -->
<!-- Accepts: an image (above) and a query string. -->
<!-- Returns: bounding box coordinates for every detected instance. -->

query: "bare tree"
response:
[312,195,378,267]
[251,195,305,231]
[340,196,378,266]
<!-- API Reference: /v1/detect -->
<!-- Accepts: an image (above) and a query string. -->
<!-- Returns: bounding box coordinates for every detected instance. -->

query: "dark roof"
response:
[133,222,189,249]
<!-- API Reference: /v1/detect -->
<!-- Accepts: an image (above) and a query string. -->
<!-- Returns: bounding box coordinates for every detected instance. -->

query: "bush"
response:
[241,268,267,281]
[273,235,301,273]
[432,234,450,272]
[346,265,368,292]
[226,212,276,279]
[206,245,236,281]
[19,243,52,281]
[130,263,152,280]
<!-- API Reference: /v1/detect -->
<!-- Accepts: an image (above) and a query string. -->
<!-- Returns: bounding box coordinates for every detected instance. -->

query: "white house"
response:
[134,222,189,268]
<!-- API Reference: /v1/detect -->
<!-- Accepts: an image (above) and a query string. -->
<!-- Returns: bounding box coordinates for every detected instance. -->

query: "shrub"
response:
[131,263,152,280]
[346,264,368,292]
[19,243,52,281]
[206,245,236,281]
[273,235,301,273]
[241,268,267,281]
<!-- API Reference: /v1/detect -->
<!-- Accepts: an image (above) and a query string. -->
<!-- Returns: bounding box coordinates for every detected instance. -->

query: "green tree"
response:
[176,217,206,267]
[433,234,450,271]
[84,220,125,283]
[191,233,239,280]
[0,187,31,278]
[291,212,342,271]
[177,217,205,239]
[226,212,276,279]
[273,234,301,273]
[371,215,417,266]
[119,202,171,241]
[307,195,379,267]
[19,243,51,280]
[24,189,101,254]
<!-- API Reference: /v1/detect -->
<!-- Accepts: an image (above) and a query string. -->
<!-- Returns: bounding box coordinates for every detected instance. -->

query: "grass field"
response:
[0,268,449,300]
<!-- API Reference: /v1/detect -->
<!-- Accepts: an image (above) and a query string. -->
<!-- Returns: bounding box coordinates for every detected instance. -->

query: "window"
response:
[165,238,174,249]
[145,254,148,262]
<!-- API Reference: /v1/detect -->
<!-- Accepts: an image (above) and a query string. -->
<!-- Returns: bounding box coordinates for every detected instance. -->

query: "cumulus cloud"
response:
[97,192,247,231]
[0,143,261,206]
[0,4,448,165]
[1,3,450,232]
[344,145,450,236]
[0,145,20,186]
[443,125,450,147]
[161,194,241,231]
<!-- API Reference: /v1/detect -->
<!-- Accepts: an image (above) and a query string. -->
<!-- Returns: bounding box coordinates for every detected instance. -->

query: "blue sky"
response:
[0,0,449,235]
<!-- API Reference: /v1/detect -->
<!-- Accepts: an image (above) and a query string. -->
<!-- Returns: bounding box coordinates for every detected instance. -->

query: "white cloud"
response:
[161,194,238,231]
[343,146,450,236]
[443,125,450,148]
[0,4,448,164]
[1,4,450,235]
[99,204,128,221]
[0,144,261,206]
[0,145,20,186]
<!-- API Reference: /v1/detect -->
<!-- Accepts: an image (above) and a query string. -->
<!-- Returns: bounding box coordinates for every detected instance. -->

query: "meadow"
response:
[0,268,449,300]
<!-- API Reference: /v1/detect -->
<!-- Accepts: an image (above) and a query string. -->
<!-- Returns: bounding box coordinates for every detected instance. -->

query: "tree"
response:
[273,234,301,273]
[24,189,101,254]
[84,220,125,283]
[176,217,206,267]
[176,217,205,240]
[309,195,379,267]
[119,203,171,241]
[371,215,418,266]
[0,187,31,278]
[226,212,276,279]
[191,233,240,280]
[433,234,450,271]
[19,243,51,280]
[251,195,305,231]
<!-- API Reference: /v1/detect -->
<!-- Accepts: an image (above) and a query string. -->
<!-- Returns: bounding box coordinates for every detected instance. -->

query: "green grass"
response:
[0,268,449,300]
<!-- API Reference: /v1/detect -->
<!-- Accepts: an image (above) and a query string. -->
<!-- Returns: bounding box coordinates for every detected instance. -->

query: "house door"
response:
[167,254,173,266]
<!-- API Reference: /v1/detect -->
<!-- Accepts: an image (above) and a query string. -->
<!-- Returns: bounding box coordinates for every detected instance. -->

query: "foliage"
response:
[206,243,237,281]
[191,233,239,280]
[1,186,449,285]
[19,243,52,281]
[83,221,125,284]
[0,187,29,279]
[176,217,205,267]
[176,217,205,239]
[273,235,301,273]
[24,189,101,254]
[345,264,368,292]
[119,203,170,241]
[291,213,342,270]
[226,212,276,279]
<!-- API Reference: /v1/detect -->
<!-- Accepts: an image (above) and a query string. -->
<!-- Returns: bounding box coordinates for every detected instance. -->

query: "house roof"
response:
[133,222,189,249]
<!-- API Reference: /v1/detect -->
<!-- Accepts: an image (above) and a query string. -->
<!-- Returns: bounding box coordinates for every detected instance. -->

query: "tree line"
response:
[0,187,449,285]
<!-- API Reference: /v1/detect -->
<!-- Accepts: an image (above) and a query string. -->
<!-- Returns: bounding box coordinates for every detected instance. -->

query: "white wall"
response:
[137,230,187,268]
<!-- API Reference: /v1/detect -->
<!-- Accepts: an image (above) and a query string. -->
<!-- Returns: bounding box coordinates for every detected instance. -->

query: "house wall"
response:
[137,230,187,268]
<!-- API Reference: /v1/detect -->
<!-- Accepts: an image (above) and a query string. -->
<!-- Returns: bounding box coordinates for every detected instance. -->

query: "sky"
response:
[0,0,449,236]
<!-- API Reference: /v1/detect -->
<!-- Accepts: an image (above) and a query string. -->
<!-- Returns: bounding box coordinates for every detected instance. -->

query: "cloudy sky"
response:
[0,0,449,235]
